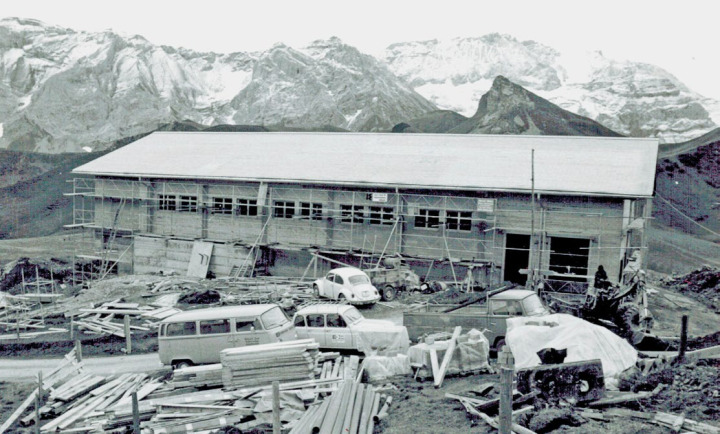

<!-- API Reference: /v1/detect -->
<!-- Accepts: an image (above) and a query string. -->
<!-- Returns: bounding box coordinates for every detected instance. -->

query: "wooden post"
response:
[69,314,74,340]
[499,367,513,434]
[34,370,43,433]
[131,392,140,433]
[272,380,281,434]
[74,339,82,362]
[124,315,132,354]
[34,391,40,434]
[678,315,688,363]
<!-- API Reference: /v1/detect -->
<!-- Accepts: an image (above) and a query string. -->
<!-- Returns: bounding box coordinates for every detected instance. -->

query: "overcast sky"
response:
[4,0,719,100]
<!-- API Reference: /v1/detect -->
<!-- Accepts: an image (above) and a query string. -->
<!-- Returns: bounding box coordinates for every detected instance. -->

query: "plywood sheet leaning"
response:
[187,241,213,278]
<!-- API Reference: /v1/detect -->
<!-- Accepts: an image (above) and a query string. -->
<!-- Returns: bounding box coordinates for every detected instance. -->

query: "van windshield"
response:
[261,307,290,330]
[349,275,370,285]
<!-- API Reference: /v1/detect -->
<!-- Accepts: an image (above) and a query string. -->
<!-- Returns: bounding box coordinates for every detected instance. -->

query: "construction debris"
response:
[2,343,395,434]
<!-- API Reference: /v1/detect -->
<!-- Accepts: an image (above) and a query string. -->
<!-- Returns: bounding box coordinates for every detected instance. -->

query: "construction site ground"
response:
[1,235,719,433]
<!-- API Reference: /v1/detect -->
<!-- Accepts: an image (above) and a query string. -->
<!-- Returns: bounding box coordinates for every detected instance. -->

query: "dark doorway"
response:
[549,237,590,282]
[504,234,530,284]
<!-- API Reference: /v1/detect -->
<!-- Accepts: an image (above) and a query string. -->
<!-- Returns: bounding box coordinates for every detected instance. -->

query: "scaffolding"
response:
[66,177,650,289]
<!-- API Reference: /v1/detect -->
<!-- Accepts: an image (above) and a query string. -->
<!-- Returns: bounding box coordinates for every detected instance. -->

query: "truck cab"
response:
[403,289,550,350]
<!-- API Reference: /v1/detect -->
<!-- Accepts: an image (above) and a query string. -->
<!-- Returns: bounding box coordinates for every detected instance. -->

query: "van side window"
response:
[166,321,196,337]
[307,314,325,328]
[199,319,230,335]
[326,314,346,328]
[235,319,255,332]
[294,315,306,327]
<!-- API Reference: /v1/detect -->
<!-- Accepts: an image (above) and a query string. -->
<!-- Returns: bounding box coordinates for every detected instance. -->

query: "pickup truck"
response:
[403,289,550,350]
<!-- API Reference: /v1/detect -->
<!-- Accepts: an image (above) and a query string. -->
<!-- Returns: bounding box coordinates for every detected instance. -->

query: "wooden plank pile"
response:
[579,408,720,434]
[72,300,180,338]
[288,378,392,434]
[4,349,395,433]
[220,339,321,388]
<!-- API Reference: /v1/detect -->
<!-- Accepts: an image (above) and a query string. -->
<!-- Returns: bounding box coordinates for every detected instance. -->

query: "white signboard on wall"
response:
[476,198,496,213]
[371,193,389,203]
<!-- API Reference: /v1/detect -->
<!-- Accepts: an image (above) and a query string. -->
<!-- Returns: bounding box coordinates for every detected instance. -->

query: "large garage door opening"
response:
[549,237,590,282]
[504,234,530,285]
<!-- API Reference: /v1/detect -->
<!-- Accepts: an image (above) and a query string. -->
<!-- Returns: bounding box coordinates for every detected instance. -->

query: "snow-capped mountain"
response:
[0,18,435,152]
[1,19,718,153]
[383,34,718,143]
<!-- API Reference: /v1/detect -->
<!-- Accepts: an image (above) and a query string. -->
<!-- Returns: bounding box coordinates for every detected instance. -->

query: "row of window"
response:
[155,195,473,231]
[165,318,262,337]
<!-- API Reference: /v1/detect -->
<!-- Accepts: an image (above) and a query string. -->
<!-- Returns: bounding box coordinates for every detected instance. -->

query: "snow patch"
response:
[82,146,92,152]
[0,123,3,139]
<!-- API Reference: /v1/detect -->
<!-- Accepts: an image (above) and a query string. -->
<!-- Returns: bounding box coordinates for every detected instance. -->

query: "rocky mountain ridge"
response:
[383,34,718,143]
[0,18,718,153]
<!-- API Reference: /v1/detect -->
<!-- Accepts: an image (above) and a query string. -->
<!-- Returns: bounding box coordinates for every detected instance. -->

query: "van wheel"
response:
[173,360,193,370]
[313,284,320,298]
[494,338,506,352]
[382,285,397,301]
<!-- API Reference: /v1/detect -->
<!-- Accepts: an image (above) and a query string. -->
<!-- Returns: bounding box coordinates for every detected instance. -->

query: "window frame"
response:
[300,202,323,221]
[415,208,440,229]
[369,206,394,226]
[340,204,365,223]
[236,198,258,217]
[446,210,473,232]
[179,195,198,213]
[198,318,231,335]
[158,194,177,211]
[211,197,233,215]
[273,200,295,218]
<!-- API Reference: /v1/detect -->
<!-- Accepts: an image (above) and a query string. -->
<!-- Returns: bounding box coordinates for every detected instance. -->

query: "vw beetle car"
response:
[293,303,409,354]
[312,267,381,305]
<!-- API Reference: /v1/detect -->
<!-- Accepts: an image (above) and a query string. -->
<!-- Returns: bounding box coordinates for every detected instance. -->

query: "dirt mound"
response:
[178,289,221,305]
[0,257,73,292]
[662,266,720,310]
[622,359,720,421]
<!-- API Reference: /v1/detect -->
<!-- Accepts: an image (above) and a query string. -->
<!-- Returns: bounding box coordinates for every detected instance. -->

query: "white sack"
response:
[506,313,637,389]
[363,354,412,381]
[355,320,410,356]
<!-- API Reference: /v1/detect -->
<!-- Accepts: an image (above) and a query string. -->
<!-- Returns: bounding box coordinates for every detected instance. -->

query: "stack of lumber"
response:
[4,349,392,433]
[220,339,321,388]
[288,378,392,434]
[72,300,178,338]
[170,364,224,389]
[580,408,719,434]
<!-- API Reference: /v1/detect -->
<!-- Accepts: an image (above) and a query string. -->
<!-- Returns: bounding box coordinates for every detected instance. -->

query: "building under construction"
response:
[67,132,659,289]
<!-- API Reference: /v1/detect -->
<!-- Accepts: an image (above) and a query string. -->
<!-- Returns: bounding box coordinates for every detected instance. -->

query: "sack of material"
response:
[506,313,637,389]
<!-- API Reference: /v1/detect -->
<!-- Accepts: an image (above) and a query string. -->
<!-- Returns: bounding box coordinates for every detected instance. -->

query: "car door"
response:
[322,273,335,298]
[332,274,345,299]
[293,314,309,340]
[304,313,326,346]
[325,313,353,349]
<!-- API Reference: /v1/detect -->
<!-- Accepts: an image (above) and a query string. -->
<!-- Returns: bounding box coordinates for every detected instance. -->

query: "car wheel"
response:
[173,360,193,370]
[313,284,320,298]
[382,285,397,301]
[338,294,347,303]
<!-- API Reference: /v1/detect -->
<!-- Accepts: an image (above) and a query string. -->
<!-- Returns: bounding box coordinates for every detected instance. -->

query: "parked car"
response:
[293,303,409,354]
[403,288,550,350]
[312,267,381,305]
[158,304,297,368]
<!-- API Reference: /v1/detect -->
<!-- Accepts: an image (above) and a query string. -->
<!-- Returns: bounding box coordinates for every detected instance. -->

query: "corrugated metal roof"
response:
[72,132,659,197]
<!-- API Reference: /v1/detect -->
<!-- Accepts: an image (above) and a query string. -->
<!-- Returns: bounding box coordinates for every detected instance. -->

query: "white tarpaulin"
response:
[506,314,637,389]
[354,320,410,356]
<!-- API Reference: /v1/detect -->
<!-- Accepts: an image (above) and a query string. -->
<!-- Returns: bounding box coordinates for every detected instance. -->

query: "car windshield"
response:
[348,275,370,285]
[343,307,363,324]
[522,295,548,315]
[260,307,290,329]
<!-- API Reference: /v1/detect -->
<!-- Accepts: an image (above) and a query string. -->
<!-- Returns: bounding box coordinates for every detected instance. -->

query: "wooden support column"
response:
[499,367,513,434]
[124,315,132,354]
[272,381,281,434]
